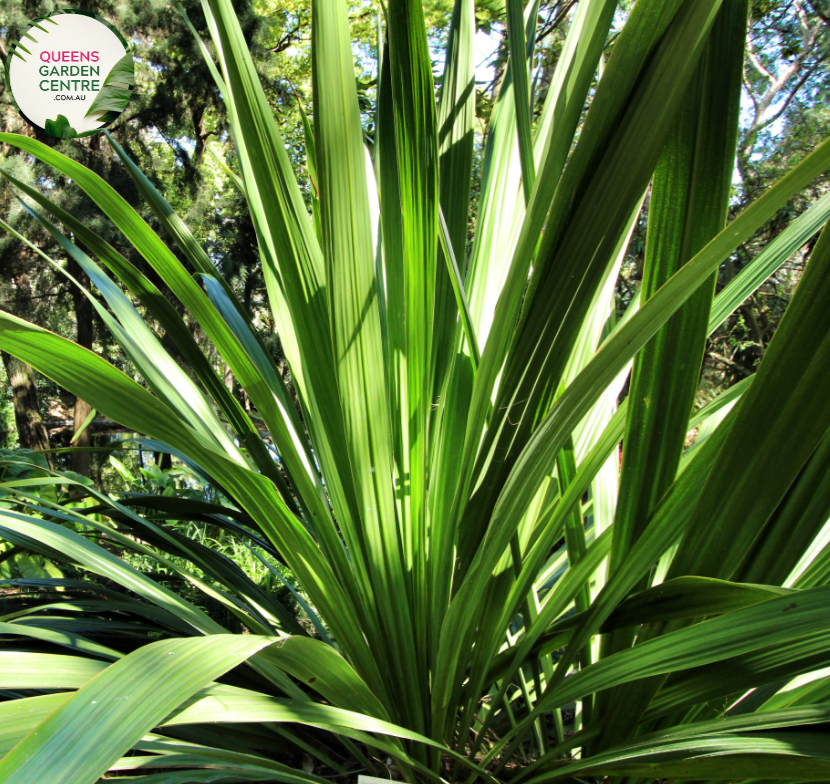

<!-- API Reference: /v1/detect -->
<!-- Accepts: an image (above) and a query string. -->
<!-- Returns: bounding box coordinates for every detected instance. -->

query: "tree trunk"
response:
[1,352,51,462]
[66,256,95,476]
[71,396,92,476]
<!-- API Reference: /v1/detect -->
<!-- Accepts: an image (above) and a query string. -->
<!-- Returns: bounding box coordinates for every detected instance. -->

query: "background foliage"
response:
[0,0,830,782]
[2,0,829,465]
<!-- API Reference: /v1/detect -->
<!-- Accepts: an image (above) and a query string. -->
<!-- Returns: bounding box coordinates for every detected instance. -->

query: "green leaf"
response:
[597,0,749,745]
[466,120,830,693]
[432,0,475,403]
[437,206,479,369]
[734,425,830,587]
[434,122,830,748]
[15,201,246,465]
[44,114,77,139]
[130,733,327,783]
[505,0,537,203]
[0,509,221,635]
[0,636,278,784]
[0,172,281,495]
[384,0,439,621]
[0,620,120,661]
[427,0,477,637]
[85,52,134,118]
[0,694,69,756]
[531,586,830,720]
[200,0,370,631]
[311,0,413,725]
[668,221,830,583]
[708,189,830,335]
[0,652,108,689]
[530,706,830,782]
[643,627,830,722]
[451,0,720,587]
[0,308,382,701]
[263,637,391,722]
[609,0,747,597]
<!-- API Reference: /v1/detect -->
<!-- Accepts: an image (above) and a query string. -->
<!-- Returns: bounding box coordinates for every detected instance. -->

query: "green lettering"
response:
[39,80,50,90]
[61,65,68,77]
[91,80,100,91]
[39,65,49,76]
[81,80,90,91]
[51,80,59,90]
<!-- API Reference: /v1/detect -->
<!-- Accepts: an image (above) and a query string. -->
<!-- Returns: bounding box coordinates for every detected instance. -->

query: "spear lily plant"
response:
[1,0,830,781]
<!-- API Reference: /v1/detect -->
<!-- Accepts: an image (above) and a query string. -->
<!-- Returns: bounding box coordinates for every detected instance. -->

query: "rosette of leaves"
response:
[0,0,829,782]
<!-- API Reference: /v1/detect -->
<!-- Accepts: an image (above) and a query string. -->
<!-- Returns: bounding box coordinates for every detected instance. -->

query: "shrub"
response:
[1,0,830,781]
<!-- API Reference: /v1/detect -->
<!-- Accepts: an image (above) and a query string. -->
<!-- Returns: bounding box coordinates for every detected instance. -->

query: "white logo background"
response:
[8,13,128,135]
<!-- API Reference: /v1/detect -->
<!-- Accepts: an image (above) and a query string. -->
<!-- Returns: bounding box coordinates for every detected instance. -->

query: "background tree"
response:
[706,0,830,391]
[3,0,830,469]
[0,0,264,467]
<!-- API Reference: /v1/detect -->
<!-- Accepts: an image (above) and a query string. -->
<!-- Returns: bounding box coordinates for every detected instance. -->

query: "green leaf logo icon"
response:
[43,114,77,138]
[85,52,135,119]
